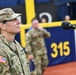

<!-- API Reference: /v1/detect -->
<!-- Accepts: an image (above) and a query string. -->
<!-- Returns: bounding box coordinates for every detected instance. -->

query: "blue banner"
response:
[45,27,75,66]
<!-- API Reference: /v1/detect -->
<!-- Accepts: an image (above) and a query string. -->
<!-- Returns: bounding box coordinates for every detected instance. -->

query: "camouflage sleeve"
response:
[0,50,11,75]
[42,29,51,38]
[25,33,33,55]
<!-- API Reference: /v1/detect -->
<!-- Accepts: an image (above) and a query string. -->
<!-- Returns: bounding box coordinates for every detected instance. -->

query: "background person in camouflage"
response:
[26,18,51,75]
[0,8,32,75]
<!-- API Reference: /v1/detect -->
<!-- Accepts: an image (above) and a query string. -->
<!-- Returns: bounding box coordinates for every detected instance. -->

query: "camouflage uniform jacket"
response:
[0,34,30,75]
[26,28,50,56]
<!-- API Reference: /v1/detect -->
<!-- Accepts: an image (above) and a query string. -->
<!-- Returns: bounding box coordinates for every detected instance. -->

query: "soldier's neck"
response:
[1,33,15,42]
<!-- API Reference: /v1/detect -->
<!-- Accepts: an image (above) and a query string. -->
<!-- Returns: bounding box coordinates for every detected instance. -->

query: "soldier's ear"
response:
[1,23,6,30]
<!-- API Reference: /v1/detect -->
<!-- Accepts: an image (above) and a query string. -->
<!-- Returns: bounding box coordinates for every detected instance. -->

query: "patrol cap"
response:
[0,8,21,22]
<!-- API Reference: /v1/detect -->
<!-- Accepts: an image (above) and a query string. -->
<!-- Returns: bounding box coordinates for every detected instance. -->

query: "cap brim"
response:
[6,13,21,20]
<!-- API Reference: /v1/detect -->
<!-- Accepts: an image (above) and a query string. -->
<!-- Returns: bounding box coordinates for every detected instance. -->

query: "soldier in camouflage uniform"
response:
[26,18,51,75]
[0,8,31,75]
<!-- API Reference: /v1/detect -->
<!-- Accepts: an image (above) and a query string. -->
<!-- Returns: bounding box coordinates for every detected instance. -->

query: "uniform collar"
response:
[0,34,15,45]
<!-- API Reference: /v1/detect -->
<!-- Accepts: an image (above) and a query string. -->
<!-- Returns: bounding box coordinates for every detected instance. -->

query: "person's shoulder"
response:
[0,46,7,64]
[28,28,34,32]
[14,40,22,47]
[0,45,7,57]
[26,28,34,37]
[14,40,23,51]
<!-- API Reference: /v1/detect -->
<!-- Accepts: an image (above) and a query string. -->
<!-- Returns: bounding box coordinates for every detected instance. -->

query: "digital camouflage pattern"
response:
[0,8,21,22]
[26,28,51,75]
[0,34,30,75]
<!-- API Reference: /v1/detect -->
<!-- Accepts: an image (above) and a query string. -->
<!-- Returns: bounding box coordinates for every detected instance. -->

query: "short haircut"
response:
[31,18,38,23]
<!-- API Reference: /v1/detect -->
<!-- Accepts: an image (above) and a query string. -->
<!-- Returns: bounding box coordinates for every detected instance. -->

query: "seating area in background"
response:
[35,0,50,3]
[18,0,25,5]
[0,0,51,7]
[0,0,25,7]
[0,0,18,7]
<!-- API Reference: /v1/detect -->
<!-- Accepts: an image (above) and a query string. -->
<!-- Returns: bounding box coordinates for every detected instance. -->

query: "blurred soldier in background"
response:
[0,8,31,75]
[26,18,51,75]
[28,17,47,30]
[64,15,70,21]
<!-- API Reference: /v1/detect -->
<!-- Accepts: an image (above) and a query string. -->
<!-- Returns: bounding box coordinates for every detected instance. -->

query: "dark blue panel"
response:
[0,0,18,7]
[18,0,25,5]
[44,27,75,66]
[36,0,50,3]
[54,0,76,5]
[15,33,21,44]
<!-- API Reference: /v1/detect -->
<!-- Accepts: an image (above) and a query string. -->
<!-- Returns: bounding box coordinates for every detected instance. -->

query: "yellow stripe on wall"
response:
[25,0,35,24]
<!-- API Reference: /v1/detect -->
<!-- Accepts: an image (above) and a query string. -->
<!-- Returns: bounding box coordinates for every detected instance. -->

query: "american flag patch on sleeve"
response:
[0,56,6,64]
